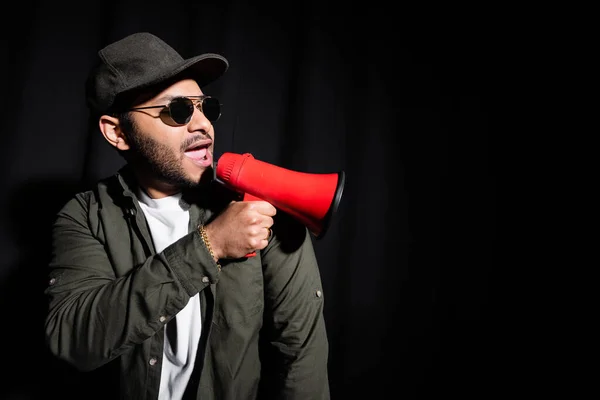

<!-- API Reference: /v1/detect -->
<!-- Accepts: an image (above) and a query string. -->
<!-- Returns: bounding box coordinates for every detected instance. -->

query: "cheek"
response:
[167,136,184,155]
[146,125,185,154]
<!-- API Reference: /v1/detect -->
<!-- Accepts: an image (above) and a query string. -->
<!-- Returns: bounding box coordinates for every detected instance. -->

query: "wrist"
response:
[198,224,221,270]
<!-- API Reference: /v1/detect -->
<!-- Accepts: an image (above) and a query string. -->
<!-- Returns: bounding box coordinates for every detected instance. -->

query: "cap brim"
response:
[122,53,229,96]
[171,53,229,88]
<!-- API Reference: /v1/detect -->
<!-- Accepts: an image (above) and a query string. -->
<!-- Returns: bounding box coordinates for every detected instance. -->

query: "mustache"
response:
[180,133,213,152]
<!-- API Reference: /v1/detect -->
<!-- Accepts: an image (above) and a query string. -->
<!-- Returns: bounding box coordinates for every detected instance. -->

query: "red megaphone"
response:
[214,152,345,241]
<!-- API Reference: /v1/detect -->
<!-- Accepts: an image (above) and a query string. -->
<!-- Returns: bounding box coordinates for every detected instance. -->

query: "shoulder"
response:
[55,187,98,224]
[57,171,123,220]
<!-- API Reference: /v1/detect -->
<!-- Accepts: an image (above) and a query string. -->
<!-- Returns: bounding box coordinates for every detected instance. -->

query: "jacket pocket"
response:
[213,256,264,327]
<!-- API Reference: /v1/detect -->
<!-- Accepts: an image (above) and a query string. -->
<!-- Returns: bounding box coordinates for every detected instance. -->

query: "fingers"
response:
[248,225,272,251]
[247,200,277,216]
[208,199,276,259]
[262,215,274,229]
[243,202,275,233]
[251,225,272,242]
[252,203,274,242]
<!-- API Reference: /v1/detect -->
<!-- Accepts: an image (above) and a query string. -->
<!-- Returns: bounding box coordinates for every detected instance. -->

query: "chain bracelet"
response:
[198,224,221,272]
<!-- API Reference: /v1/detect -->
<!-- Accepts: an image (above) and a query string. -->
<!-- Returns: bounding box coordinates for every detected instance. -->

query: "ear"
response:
[99,115,131,151]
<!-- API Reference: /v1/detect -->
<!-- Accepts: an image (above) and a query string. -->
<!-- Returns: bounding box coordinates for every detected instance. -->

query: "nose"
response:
[187,103,213,134]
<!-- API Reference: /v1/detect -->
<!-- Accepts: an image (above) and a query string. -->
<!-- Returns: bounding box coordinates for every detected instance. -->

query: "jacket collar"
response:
[115,163,140,200]
[110,163,238,224]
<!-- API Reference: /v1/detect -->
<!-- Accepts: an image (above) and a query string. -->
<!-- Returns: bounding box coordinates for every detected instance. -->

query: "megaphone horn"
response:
[214,152,345,239]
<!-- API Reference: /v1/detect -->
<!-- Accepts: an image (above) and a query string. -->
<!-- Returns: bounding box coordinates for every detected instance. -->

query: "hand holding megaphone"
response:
[201,199,276,260]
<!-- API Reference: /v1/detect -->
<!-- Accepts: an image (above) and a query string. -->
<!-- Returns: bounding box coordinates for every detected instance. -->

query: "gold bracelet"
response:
[198,224,221,272]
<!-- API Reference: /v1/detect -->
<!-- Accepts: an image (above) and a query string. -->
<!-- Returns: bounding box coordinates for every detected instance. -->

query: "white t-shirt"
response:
[137,188,202,400]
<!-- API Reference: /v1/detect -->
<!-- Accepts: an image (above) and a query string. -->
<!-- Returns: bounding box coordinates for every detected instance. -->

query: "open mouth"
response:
[184,141,212,167]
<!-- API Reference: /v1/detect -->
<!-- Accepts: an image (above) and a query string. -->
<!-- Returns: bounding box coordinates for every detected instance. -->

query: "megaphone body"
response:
[214,152,345,240]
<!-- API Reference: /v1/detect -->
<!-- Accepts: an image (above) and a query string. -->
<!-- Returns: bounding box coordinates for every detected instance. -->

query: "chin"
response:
[189,167,214,186]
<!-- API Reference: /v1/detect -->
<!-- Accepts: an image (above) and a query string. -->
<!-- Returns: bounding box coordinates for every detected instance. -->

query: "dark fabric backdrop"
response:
[1,1,502,399]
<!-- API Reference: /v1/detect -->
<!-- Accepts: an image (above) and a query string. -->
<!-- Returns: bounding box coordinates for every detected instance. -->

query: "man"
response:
[44,32,330,400]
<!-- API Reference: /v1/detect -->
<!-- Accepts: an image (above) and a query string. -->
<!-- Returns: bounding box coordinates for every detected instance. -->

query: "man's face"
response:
[122,78,216,197]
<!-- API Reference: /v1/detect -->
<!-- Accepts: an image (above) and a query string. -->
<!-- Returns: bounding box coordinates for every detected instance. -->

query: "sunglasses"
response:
[129,95,221,126]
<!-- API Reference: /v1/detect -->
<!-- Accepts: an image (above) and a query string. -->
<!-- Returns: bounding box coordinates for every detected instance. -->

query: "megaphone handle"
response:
[243,192,261,201]
[242,192,261,257]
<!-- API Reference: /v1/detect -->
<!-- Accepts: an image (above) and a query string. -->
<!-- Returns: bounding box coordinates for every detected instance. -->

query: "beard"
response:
[124,125,209,190]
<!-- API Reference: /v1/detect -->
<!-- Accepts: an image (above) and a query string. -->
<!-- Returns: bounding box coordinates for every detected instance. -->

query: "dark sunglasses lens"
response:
[202,97,221,122]
[169,98,195,124]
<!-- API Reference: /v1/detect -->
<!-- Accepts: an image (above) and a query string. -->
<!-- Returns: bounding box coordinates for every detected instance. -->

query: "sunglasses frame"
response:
[128,95,221,126]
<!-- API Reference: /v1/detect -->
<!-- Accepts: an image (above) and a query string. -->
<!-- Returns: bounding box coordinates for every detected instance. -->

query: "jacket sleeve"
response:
[44,192,220,372]
[258,212,331,400]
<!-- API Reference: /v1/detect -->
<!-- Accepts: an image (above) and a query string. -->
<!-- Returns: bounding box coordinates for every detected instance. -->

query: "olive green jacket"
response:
[44,165,330,400]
